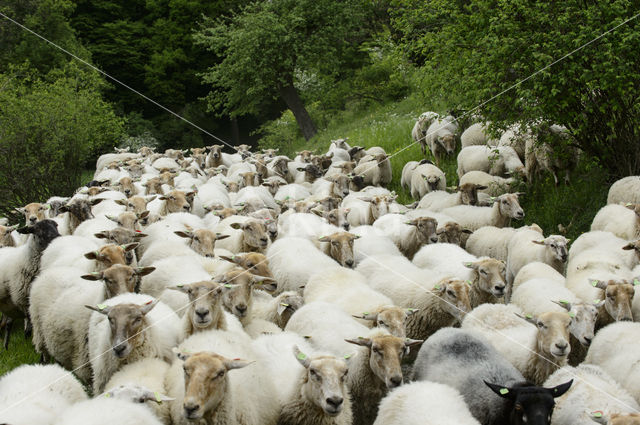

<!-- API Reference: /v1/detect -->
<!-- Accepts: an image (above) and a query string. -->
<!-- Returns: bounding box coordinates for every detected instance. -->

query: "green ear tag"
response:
[362,312,370,315]
[568,312,575,318]
[224,284,233,288]
[104,392,111,398]
[408,308,417,312]
[154,392,162,403]
[591,280,599,287]
[594,299,600,304]
[499,388,509,395]
[592,411,603,418]
[525,314,533,319]
[343,354,352,360]
[559,300,569,304]
[466,280,473,286]
[176,283,184,287]
[97,304,107,310]
[434,285,441,290]
[280,303,289,307]
[297,352,307,360]
[465,262,473,267]
[634,279,640,286]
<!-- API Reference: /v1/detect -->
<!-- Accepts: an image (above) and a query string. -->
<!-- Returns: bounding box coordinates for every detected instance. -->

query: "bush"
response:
[0,65,125,220]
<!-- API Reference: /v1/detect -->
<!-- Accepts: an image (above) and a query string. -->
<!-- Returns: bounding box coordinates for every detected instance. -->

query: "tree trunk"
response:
[278,83,317,140]
[231,117,240,145]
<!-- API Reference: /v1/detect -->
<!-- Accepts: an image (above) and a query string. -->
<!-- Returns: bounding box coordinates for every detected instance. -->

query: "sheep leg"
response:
[39,352,51,364]
[2,316,13,349]
[552,171,559,186]
[23,317,32,338]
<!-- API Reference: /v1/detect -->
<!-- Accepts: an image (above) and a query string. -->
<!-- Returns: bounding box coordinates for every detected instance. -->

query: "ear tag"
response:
[592,411,603,418]
[154,392,162,403]
[466,280,473,286]
[568,312,575,318]
[525,314,533,319]
[362,312,370,315]
[407,308,417,312]
[343,354,352,360]
[104,392,111,398]
[593,299,600,304]
[591,280,599,287]
[135,230,142,233]
[499,388,509,395]
[465,262,473,267]
[145,300,153,305]
[97,304,107,310]
[634,279,640,286]
[297,352,307,360]
[559,300,569,304]
[177,283,184,288]
[224,284,233,288]
[434,285,441,290]
[280,303,289,307]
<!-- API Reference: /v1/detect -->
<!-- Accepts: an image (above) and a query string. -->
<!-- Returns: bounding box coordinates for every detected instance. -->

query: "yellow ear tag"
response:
[154,392,162,403]
[499,388,509,395]
[97,304,107,310]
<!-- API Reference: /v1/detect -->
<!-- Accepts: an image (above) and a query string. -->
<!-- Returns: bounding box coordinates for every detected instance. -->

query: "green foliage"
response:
[390,0,640,179]
[0,64,125,218]
[0,321,40,376]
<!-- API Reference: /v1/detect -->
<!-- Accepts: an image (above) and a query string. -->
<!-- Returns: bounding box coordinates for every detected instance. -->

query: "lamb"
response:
[417,183,487,211]
[267,237,343,294]
[166,330,279,425]
[543,364,640,425]
[104,358,173,424]
[53,397,164,425]
[285,302,422,425]
[357,255,471,340]
[424,117,458,165]
[459,170,517,197]
[591,203,640,241]
[409,162,446,199]
[466,224,542,262]
[278,347,353,425]
[461,303,572,385]
[373,381,481,425]
[60,196,105,233]
[505,229,569,289]
[412,244,507,306]
[608,176,640,205]
[584,321,640,404]
[250,290,304,329]
[0,364,88,425]
[511,278,601,365]
[440,193,525,231]
[460,122,494,148]
[86,294,182,393]
[411,327,573,425]
[353,153,391,187]
[372,213,439,259]
[456,145,525,179]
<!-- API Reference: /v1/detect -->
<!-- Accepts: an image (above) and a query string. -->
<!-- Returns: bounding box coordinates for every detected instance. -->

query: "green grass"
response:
[0,319,40,376]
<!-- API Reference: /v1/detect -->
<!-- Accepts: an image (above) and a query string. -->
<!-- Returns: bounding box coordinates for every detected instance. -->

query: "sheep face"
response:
[179,352,250,421]
[118,177,137,198]
[521,312,571,359]
[160,190,193,214]
[192,154,206,169]
[329,175,351,198]
[496,193,525,220]
[262,179,284,196]
[144,178,164,195]
[297,150,313,163]
[465,258,507,297]
[82,264,154,297]
[316,196,342,212]
[0,224,17,247]
[172,281,224,329]
[95,227,146,246]
[275,292,304,326]
[458,183,488,206]
[345,334,422,389]
[593,279,635,322]
[433,278,472,323]
[422,174,442,191]
[16,219,60,250]
[117,196,154,215]
[230,219,269,250]
[139,146,154,156]
[174,229,230,258]
[436,222,471,246]
[60,198,103,222]
[88,300,158,359]
[293,347,349,417]
[211,207,237,219]
[84,243,136,268]
[16,202,48,224]
[318,232,359,268]
[219,269,277,319]
[437,134,456,155]
[336,161,356,174]
[349,147,366,163]
[208,145,223,161]
[361,196,393,223]
[297,165,323,183]
[219,252,273,279]
[239,172,259,188]
[313,208,350,231]
[47,198,70,217]
[355,306,413,338]
[408,217,439,245]
[107,211,138,231]
[532,235,569,263]
[127,163,145,179]
[554,300,601,347]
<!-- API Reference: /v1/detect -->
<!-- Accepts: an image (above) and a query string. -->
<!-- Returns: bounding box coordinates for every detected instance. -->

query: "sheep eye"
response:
[193,237,200,242]
[372,348,381,355]
[447,290,456,297]
[378,320,386,326]
[479,270,488,275]
[138,397,146,403]
[247,263,254,268]
[217,371,225,378]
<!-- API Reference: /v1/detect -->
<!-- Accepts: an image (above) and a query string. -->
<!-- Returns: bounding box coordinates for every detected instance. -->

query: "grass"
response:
[0,319,40,376]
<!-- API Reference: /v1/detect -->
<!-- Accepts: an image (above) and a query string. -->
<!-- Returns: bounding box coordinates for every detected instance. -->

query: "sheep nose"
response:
[494,285,505,293]
[29,217,37,223]
[516,211,525,219]
[389,376,402,388]
[345,259,354,268]
[195,309,209,319]
[342,190,349,196]
[183,205,190,211]
[113,344,127,357]
[621,316,633,322]
[125,189,131,195]
[326,396,343,408]
[555,342,568,351]
[184,403,199,417]
[561,254,568,262]
[236,305,247,315]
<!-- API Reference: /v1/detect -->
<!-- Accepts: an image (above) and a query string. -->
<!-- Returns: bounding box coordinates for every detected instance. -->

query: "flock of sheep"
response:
[0,111,640,425]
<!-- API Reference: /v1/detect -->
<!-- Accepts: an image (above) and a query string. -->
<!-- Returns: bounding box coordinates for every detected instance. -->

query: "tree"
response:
[390,0,640,178]
[194,0,370,140]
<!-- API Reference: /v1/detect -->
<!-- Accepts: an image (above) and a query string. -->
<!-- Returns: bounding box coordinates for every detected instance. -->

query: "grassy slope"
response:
[0,320,40,376]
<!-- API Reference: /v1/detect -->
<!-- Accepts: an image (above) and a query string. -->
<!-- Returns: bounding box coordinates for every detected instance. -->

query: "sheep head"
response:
[174,228,230,258]
[518,311,571,359]
[230,219,269,251]
[464,258,507,297]
[406,216,439,245]
[436,221,472,246]
[170,281,224,330]
[590,279,635,322]
[495,193,525,220]
[15,202,48,225]
[318,232,359,268]
[552,299,602,347]
[531,235,569,263]
[218,268,277,319]
[82,264,154,298]
[16,219,60,250]
[458,183,488,206]
[84,243,138,268]
[353,305,415,338]
[159,190,193,213]
[432,278,472,323]
[219,252,273,280]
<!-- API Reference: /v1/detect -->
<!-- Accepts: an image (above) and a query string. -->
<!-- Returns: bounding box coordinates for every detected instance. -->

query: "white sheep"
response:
[372,213,439,259]
[512,261,566,291]
[87,293,182,393]
[460,122,494,148]
[40,234,99,272]
[0,364,87,425]
[524,124,579,185]
[250,290,304,329]
[353,153,391,187]
[53,397,164,425]
[456,145,524,179]
[424,118,457,165]
[544,364,640,425]
[497,124,529,160]
[461,303,572,385]
[350,225,403,264]
[373,381,480,425]
[400,160,420,190]
[568,231,639,271]
[608,176,640,205]
[416,183,487,211]
[466,224,542,262]
[411,112,439,153]
[458,170,516,197]
[591,204,640,241]
[409,162,446,199]
[441,193,525,231]
[214,215,270,253]
[356,255,471,340]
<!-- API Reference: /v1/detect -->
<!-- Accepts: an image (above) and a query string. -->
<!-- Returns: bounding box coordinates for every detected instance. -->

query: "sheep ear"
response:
[143,390,174,404]
[587,411,608,424]
[16,226,34,234]
[531,240,546,245]
[353,312,378,321]
[135,267,155,277]
[589,279,608,290]
[552,300,572,312]
[406,308,419,316]
[14,207,26,214]
[484,381,516,400]
[310,208,324,217]
[404,339,424,348]
[345,337,372,347]
[140,299,158,315]
[81,272,103,281]
[174,231,192,238]
[224,358,252,371]
[146,195,157,203]
[622,243,635,251]
[123,242,139,252]
[476,185,488,190]
[219,255,239,264]
[168,284,190,294]
[252,275,277,292]
[318,235,331,242]
[105,215,119,223]
[593,299,606,309]
[134,232,148,238]
[84,251,100,260]
[94,231,109,239]
[293,345,311,368]
[463,261,478,270]
[85,304,110,314]
[91,198,104,206]
[277,303,290,316]
[215,233,231,240]
[462,229,473,234]
[138,211,150,219]
[115,199,127,206]
[515,313,538,326]
[548,380,573,398]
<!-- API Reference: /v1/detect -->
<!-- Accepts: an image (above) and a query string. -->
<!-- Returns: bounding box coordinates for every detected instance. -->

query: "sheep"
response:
[0,364,88,425]
[424,117,458,165]
[373,381,481,425]
[608,176,640,205]
[350,225,403,264]
[372,213,439,259]
[152,190,194,216]
[505,229,569,290]
[60,196,105,233]
[411,111,439,154]
[456,145,525,179]
[409,162,446,199]
[441,193,525,231]
[312,207,351,231]
[86,294,182,393]
[356,255,471,340]
[511,278,602,365]
[585,321,640,405]
[31,264,154,381]
[166,330,278,425]
[311,175,351,199]
[568,231,640,268]
[218,252,274,280]
[0,224,18,247]
[104,358,173,424]
[466,224,542,262]
[411,327,573,425]
[285,302,422,425]
[417,183,487,211]
[512,261,566,291]
[543,364,640,425]
[591,204,640,241]
[118,176,139,197]
[206,144,224,168]
[461,303,572,384]
[498,124,530,160]
[412,244,507,306]
[278,346,353,425]
[15,202,48,225]
[251,290,304,329]
[459,170,517,198]
[460,122,494,148]
[214,216,270,253]
[316,232,359,268]
[352,153,391,187]
[215,267,277,325]
[400,160,420,190]
[53,397,164,425]
[234,185,278,211]
[524,124,579,185]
